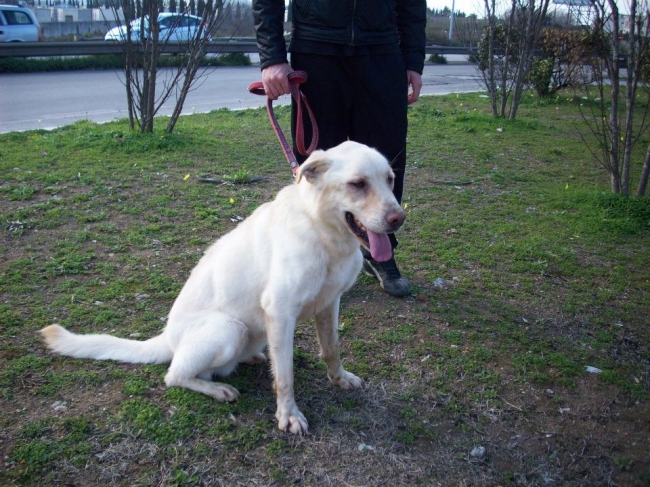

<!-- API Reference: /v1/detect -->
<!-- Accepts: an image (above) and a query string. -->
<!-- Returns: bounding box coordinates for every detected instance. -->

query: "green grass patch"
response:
[0,92,648,487]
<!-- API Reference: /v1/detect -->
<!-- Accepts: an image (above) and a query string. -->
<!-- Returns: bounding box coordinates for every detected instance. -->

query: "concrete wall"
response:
[33,7,124,38]
[41,20,119,38]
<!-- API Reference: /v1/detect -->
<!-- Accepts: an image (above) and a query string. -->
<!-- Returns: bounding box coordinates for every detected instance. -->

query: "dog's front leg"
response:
[266,316,309,434]
[315,297,363,390]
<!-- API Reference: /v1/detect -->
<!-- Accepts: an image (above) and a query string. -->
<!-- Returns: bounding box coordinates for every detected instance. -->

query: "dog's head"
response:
[296,141,406,262]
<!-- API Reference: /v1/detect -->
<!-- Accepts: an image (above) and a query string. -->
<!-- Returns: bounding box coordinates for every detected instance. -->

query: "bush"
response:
[476,23,521,72]
[0,54,126,73]
[217,52,251,66]
[429,53,448,64]
[0,53,251,74]
[529,57,554,97]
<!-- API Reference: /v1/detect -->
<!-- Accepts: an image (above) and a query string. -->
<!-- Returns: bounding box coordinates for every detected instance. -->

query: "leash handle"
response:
[248,71,319,176]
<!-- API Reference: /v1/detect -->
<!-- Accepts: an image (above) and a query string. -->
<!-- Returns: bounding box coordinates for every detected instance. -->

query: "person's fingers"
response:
[262,63,293,100]
[407,70,422,105]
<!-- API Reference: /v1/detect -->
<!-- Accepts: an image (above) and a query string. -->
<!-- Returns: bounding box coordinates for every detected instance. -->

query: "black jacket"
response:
[253,0,426,73]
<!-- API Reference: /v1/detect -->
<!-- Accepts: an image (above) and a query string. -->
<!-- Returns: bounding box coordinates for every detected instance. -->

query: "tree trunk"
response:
[499,0,516,117]
[610,171,621,194]
[483,0,498,117]
[509,0,550,120]
[607,3,621,194]
[508,1,528,120]
[122,0,136,130]
[125,56,135,130]
[637,142,650,196]
[166,49,204,132]
[622,0,642,197]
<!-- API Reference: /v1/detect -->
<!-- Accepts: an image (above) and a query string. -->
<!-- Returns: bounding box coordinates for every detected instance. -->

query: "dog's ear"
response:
[297,151,330,184]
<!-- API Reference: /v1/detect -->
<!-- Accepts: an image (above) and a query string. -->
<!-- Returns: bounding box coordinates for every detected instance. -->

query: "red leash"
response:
[248,71,319,176]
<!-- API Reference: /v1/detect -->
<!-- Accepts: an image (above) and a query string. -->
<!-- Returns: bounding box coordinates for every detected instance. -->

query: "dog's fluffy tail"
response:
[40,324,173,364]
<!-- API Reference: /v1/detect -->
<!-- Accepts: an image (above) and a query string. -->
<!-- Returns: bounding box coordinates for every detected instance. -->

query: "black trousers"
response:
[290,52,409,248]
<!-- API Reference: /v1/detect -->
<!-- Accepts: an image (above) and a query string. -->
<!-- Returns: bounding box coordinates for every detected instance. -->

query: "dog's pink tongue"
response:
[367,230,392,262]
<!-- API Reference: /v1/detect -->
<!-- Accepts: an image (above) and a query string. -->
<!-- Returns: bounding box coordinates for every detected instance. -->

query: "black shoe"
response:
[362,256,412,297]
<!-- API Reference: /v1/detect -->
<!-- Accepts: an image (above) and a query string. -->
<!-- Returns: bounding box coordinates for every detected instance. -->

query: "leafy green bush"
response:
[428,53,447,64]
[476,23,520,72]
[217,52,252,66]
[529,57,554,97]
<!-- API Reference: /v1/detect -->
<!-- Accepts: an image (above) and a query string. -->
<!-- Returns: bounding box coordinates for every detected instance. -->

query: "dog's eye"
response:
[387,176,394,186]
[350,180,366,189]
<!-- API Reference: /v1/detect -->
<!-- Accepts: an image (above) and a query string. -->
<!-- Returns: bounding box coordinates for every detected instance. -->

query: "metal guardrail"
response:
[427,45,476,56]
[0,40,476,58]
[0,40,259,57]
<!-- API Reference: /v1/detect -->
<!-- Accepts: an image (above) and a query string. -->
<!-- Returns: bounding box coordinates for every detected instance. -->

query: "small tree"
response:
[576,0,650,195]
[478,0,551,119]
[104,0,232,133]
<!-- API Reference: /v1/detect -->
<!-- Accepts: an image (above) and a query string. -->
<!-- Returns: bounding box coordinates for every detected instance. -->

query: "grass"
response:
[1,91,649,486]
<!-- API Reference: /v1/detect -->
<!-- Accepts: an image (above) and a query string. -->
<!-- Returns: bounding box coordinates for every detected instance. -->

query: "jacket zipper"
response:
[349,0,356,45]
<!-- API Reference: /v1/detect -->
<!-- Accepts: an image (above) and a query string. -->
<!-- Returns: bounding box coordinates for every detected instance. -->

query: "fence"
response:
[0,40,475,58]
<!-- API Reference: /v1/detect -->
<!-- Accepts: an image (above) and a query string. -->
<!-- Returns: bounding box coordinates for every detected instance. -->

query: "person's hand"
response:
[407,70,422,105]
[262,63,294,100]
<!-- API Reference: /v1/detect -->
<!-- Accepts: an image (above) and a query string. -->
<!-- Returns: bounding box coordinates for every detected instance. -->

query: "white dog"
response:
[40,141,406,434]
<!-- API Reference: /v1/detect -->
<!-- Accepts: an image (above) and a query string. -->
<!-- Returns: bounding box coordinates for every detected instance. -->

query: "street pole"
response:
[449,0,455,42]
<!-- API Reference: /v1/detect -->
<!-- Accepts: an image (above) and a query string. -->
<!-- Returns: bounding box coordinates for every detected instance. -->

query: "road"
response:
[0,62,483,133]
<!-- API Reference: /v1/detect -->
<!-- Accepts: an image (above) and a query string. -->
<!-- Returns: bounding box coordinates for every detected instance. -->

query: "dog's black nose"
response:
[386,208,406,228]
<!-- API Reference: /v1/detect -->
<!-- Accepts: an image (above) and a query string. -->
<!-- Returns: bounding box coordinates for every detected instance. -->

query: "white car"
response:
[0,4,41,42]
[104,13,210,43]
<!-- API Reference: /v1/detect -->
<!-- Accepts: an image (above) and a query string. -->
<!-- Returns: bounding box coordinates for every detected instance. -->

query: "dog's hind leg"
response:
[315,298,363,390]
[164,313,248,402]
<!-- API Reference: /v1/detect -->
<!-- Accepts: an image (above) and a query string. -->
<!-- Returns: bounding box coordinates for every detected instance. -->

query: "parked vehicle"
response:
[0,4,41,42]
[104,13,210,43]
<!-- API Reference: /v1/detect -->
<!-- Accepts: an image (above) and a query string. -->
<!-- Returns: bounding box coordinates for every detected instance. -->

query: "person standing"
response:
[253,0,426,297]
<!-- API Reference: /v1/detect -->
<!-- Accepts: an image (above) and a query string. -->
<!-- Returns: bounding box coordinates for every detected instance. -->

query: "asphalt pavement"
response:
[0,62,483,133]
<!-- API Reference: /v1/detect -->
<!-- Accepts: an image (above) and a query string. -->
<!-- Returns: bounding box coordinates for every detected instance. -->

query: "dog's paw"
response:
[276,406,309,435]
[245,352,268,365]
[211,383,240,402]
[331,370,363,390]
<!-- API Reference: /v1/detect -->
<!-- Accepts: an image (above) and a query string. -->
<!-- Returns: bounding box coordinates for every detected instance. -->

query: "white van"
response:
[0,4,41,42]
